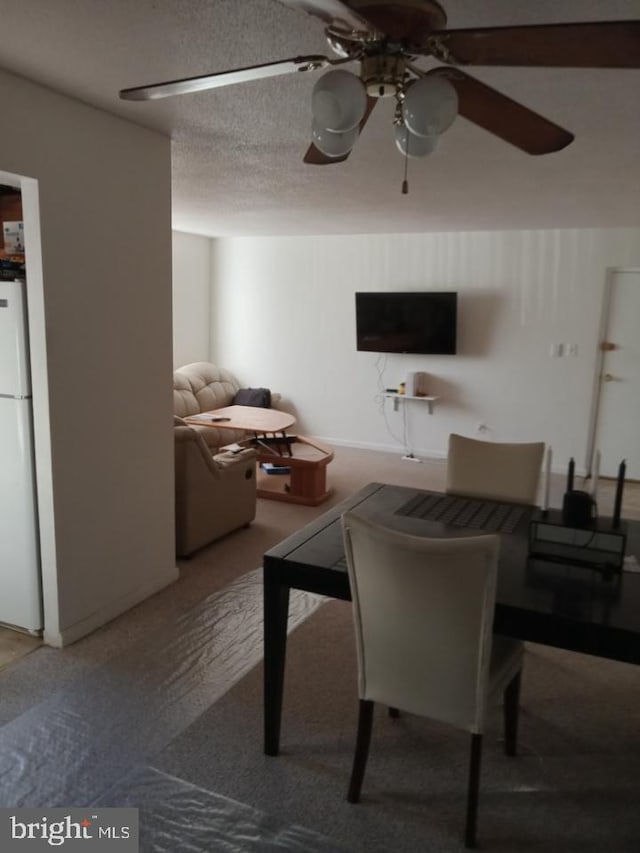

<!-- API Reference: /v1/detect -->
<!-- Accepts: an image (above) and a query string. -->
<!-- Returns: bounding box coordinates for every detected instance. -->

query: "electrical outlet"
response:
[568,343,578,357]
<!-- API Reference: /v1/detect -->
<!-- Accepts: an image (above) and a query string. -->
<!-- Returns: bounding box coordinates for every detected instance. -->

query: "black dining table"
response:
[263,482,640,755]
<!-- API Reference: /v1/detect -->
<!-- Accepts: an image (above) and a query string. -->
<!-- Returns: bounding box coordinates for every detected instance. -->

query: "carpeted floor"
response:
[153,597,640,852]
[0,626,41,671]
[0,444,639,851]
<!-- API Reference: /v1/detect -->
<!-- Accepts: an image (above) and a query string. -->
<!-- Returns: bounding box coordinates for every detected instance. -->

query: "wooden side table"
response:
[184,405,295,436]
[252,435,334,506]
[185,407,333,505]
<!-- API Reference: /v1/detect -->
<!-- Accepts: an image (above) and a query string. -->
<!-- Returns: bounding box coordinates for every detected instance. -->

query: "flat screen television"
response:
[355,291,457,354]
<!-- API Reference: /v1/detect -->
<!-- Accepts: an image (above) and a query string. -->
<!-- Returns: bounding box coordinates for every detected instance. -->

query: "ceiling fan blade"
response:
[119,54,338,101]
[276,1,378,33]
[279,1,449,44]
[427,21,640,68]
[304,95,377,164]
[428,68,574,155]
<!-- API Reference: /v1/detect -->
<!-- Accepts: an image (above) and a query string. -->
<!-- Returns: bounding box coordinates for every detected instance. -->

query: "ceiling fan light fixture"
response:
[311,119,359,158]
[312,70,367,133]
[361,55,407,98]
[402,75,458,137]
[394,124,438,159]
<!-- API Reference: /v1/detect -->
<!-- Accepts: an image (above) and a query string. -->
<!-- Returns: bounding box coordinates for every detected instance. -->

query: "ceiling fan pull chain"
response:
[402,144,409,194]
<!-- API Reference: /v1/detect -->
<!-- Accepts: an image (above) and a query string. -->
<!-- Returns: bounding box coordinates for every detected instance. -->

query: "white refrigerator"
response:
[0,280,43,632]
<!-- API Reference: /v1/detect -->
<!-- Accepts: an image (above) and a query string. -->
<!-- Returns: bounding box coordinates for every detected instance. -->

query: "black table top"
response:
[264,483,640,664]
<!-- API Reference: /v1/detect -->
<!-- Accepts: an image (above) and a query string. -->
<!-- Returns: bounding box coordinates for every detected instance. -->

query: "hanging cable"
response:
[372,353,405,448]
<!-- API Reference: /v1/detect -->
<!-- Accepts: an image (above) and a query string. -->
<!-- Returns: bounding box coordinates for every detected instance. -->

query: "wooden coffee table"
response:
[185,406,333,504]
[184,405,295,438]
[252,435,334,506]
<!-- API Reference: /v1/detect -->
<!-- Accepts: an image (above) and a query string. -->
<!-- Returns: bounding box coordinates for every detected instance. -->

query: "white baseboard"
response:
[311,434,448,461]
[311,436,582,477]
[43,564,180,647]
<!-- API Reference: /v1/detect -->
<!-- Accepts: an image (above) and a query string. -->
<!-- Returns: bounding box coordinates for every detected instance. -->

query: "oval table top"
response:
[185,405,295,434]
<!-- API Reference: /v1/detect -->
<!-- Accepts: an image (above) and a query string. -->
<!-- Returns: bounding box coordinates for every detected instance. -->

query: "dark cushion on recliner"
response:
[233,387,271,408]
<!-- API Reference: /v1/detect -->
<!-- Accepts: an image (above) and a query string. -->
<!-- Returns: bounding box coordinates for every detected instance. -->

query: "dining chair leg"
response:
[504,670,522,757]
[465,733,483,849]
[347,699,374,803]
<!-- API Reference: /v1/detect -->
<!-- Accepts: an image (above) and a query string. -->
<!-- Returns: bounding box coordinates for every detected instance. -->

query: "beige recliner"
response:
[173,361,282,453]
[174,362,247,452]
[174,419,257,557]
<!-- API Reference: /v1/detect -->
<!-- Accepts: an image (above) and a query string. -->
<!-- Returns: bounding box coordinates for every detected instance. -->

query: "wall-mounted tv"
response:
[355,291,457,355]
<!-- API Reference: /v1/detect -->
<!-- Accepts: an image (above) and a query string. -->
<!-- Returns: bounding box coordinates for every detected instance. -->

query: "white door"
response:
[592,270,640,480]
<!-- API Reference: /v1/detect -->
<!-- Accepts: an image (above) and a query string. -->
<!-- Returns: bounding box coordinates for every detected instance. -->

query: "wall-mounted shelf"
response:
[383,393,439,415]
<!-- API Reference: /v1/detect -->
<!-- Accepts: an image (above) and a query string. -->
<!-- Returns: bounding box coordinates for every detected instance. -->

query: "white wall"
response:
[172,230,212,367]
[0,69,177,645]
[210,230,640,471]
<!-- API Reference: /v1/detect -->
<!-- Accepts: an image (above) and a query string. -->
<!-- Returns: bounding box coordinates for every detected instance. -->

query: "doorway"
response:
[590,269,640,480]
[1,169,52,644]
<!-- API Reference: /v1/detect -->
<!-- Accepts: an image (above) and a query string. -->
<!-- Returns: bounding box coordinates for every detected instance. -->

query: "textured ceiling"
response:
[1,0,639,236]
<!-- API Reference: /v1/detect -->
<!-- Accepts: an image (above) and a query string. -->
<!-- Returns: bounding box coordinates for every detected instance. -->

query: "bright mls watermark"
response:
[1,808,138,850]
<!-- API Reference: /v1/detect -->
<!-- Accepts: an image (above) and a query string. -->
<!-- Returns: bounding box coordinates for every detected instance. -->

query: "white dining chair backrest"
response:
[446,433,545,506]
[342,511,500,734]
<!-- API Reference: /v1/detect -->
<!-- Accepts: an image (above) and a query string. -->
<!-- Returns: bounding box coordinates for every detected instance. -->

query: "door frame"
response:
[585,266,640,478]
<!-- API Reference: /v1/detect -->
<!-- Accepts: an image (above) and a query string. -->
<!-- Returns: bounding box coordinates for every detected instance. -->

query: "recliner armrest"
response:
[214,448,256,470]
[174,420,256,557]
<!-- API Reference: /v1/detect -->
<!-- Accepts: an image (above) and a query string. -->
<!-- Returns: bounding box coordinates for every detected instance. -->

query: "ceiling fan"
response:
[119,0,640,169]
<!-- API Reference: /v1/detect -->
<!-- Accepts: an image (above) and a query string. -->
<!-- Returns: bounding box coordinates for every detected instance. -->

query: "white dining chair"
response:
[446,433,545,505]
[341,511,523,848]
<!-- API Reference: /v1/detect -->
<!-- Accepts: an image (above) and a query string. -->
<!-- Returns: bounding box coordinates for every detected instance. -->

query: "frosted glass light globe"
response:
[402,76,458,138]
[312,70,367,133]
[311,120,358,158]
[394,124,438,158]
